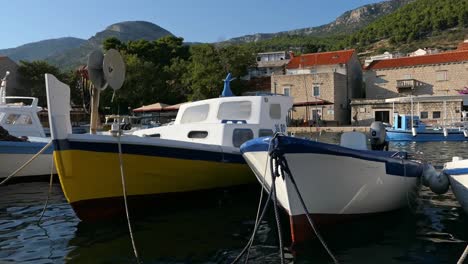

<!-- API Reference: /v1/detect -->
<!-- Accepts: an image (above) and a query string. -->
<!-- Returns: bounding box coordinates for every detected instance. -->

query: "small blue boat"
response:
[386,113,468,142]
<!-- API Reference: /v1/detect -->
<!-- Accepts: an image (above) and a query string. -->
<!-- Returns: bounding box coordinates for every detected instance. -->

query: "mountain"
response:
[225,0,414,43]
[0,37,86,62]
[46,21,175,69]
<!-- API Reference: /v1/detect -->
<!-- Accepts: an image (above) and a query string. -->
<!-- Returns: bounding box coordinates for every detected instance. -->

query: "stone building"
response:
[247,51,290,79]
[352,40,468,125]
[271,49,362,125]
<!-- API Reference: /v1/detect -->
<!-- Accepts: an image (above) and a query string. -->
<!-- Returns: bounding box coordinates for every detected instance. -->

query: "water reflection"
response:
[0,133,466,263]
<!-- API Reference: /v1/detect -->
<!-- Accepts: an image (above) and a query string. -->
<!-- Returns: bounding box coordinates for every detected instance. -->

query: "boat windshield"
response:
[217,101,252,120]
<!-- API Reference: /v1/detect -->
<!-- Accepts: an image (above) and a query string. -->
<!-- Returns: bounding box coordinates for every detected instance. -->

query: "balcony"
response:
[396,79,423,92]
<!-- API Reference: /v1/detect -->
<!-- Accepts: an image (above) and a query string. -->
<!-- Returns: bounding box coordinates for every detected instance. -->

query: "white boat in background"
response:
[0,72,54,180]
[441,157,468,214]
[240,123,425,245]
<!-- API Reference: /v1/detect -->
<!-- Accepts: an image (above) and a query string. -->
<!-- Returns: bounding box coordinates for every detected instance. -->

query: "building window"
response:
[313,86,320,97]
[436,71,448,81]
[420,111,428,119]
[433,111,441,119]
[403,74,412,79]
[283,87,290,96]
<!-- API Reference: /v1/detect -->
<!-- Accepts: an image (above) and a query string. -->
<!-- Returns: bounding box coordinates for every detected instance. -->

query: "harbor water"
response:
[1,132,467,263]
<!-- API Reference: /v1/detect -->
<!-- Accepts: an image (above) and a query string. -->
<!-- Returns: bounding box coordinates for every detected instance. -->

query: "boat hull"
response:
[241,137,422,244]
[386,129,467,141]
[449,174,468,214]
[53,138,253,221]
[443,159,468,214]
[0,141,54,178]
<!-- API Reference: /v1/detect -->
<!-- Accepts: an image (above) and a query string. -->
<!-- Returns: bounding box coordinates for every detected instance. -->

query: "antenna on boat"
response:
[87,49,126,134]
[221,72,235,97]
[0,71,10,105]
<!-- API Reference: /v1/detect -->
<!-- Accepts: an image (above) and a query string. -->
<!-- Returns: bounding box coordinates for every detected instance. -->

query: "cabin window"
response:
[232,129,254,147]
[5,114,32,125]
[436,71,448,81]
[313,86,320,97]
[269,104,281,119]
[432,111,441,119]
[283,87,290,96]
[217,101,252,120]
[420,112,428,119]
[188,131,208,139]
[149,133,160,138]
[180,104,209,124]
[259,129,274,137]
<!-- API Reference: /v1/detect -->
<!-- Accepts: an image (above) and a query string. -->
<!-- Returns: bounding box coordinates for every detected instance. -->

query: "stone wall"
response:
[272,72,349,125]
[365,62,468,99]
[351,99,463,126]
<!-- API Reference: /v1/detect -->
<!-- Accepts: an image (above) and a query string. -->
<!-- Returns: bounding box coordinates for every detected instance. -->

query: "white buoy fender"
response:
[412,127,417,137]
[463,130,468,138]
[443,127,448,137]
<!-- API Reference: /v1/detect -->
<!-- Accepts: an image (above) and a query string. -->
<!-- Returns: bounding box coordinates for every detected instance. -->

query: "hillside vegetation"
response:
[243,0,468,55]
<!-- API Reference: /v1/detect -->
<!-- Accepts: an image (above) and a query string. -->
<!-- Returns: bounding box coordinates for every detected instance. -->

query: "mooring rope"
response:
[244,137,276,263]
[38,156,55,224]
[116,122,141,264]
[230,183,273,264]
[0,140,52,186]
[458,244,468,264]
[270,156,285,264]
[270,134,339,264]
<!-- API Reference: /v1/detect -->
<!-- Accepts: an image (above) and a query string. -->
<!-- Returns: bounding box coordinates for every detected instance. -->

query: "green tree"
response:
[16,61,73,107]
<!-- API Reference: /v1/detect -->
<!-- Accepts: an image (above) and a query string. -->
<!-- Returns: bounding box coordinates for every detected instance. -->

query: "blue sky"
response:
[0,0,383,49]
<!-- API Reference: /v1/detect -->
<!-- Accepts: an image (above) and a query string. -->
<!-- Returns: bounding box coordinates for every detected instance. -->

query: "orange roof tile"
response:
[287,49,355,69]
[365,49,468,70]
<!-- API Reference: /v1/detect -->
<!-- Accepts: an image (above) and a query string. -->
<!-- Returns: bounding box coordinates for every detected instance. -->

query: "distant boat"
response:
[386,113,468,141]
[441,157,468,214]
[46,73,293,221]
[240,128,424,245]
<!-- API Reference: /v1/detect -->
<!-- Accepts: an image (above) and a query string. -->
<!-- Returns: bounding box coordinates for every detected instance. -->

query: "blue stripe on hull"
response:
[0,141,53,154]
[53,139,245,164]
[240,136,423,178]
[444,168,468,175]
[386,130,467,142]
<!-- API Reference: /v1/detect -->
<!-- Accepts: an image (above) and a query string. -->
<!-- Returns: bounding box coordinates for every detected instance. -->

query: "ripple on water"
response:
[0,136,467,263]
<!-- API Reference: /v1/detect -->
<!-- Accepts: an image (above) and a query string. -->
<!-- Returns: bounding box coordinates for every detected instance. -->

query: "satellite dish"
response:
[87,50,108,91]
[103,49,125,91]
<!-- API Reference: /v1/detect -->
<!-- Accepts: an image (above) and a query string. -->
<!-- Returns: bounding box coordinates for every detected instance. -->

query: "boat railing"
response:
[0,96,39,107]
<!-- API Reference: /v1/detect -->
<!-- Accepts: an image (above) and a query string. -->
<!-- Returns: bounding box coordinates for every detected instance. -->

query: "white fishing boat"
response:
[441,157,468,214]
[240,122,425,245]
[0,72,54,180]
[45,50,293,221]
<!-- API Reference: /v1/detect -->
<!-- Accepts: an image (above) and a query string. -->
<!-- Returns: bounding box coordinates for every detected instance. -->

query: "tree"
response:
[17,61,68,107]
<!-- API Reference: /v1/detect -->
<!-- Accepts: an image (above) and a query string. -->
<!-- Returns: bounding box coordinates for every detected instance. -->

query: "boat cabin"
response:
[391,113,426,132]
[133,95,293,148]
[0,96,45,137]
